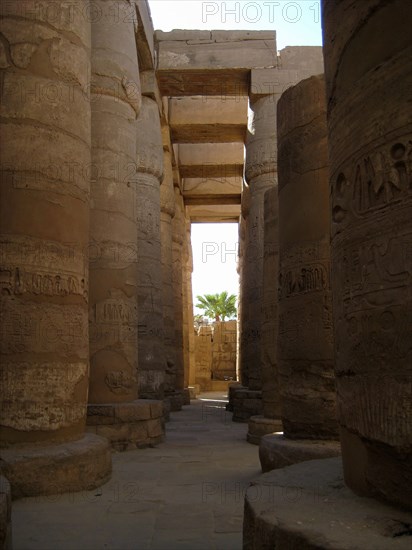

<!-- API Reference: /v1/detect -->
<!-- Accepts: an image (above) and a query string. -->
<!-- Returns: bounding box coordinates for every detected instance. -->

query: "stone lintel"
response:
[278,46,324,72]
[156,30,276,96]
[140,70,162,112]
[178,143,244,178]
[187,204,240,223]
[183,176,242,197]
[135,0,156,70]
[244,458,412,550]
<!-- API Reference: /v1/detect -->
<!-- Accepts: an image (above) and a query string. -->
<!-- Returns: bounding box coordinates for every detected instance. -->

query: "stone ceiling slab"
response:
[169,96,248,143]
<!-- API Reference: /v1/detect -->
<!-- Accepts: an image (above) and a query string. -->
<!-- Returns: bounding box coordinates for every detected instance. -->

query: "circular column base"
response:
[87,400,164,451]
[0,434,112,499]
[259,433,341,473]
[0,476,12,549]
[183,388,191,405]
[247,415,283,445]
[165,391,184,412]
[244,457,412,550]
[232,389,262,423]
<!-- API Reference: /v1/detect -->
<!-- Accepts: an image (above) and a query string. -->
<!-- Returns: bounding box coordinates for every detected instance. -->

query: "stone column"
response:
[235,96,278,423]
[171,186,186,408]
[136,96,165,400]
[0,1,111,497]
[185,218,197,397]
[259,75,340,473]
[323,0,412,510]
[87,0,163,450]
[247,187,282,444]
[160,151,181,412]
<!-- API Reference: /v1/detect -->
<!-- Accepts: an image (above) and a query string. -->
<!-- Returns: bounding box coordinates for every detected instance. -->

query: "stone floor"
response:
[12,393,261,550]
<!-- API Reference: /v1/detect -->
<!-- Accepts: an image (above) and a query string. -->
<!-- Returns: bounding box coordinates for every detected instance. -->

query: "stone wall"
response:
[195,322,237,391]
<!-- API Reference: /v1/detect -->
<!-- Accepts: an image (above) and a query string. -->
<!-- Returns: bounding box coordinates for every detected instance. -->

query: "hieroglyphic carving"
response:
[1,300,88,355]
[0,361,87,430]
[331,139,412,237]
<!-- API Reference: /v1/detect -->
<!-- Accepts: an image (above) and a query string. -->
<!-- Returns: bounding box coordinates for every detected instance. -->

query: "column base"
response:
[0,434,111,499]
[244,457,412,550]
[163,398,171,422]
[87,400,164,451]
[259,433,341,473]
[183,388,191,405]
[247,415,283,445]
[0,476,12,549]
[188,385,200,399]
[165,391,184,412]
[232,389,263,422]
[226,382,244,411]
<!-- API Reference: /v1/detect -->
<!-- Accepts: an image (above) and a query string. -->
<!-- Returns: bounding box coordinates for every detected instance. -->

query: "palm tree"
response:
[195,291,237,322]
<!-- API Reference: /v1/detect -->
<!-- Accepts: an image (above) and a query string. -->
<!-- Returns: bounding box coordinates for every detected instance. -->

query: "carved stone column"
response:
[86,0,163,450]
[0,0,111,496]
[161,152,181,412]
[136,96,165,400]
[185,218,197,396]
[170,186,186,408]
[323,0,412,510]
[247,187,282,443]
[235,96,278,424]
[259,75,340,472]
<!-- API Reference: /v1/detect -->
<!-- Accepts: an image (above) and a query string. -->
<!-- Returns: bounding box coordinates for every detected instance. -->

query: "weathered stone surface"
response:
[169,96,247,143]
[186,204,240,223]
[259,434,341,473]
[277,75,338,440]
[226,384,244,412]
[247,416,282,446]
[88,0,140,408]
[136,96,166,400]
[232,390,263,423]
[322,0,412,510]
[278,45,324,72]
[178,143,244,179]
[261,187,281,421]
[242,95,277,392]
[250,46,323,100]
[0,476,12,549]
[172,187,185,393]
[134,0,156,70]
[195,322,237,391]
[86,400,164,451]
[156,30,276,96]
[0,434,111,499]
[0,0,91,444]
[160,151,178,403]
[243,458,412,550]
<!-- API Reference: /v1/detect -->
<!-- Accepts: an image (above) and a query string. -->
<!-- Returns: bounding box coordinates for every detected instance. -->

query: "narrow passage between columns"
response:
[12,393,261,550]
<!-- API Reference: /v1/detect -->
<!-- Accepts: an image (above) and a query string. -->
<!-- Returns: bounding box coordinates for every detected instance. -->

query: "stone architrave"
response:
[136,96,166,400]
[259,75,340,472]
[0,0,111,496]
[87,0,163,450]
[323,0,412,510]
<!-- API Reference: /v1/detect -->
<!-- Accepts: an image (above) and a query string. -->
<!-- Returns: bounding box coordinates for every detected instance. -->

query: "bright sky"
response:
[148,1,323,314]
